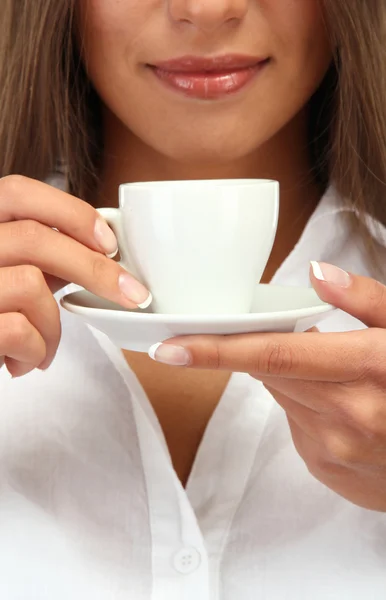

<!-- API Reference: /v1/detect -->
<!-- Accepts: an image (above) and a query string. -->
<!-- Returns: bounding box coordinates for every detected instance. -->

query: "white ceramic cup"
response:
[97,179,279,314]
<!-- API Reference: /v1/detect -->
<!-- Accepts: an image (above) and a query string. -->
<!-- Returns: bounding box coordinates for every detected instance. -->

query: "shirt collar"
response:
[270,183,385,286]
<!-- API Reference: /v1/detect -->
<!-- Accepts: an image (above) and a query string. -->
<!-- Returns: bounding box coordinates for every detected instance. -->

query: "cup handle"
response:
[96,207,142,282]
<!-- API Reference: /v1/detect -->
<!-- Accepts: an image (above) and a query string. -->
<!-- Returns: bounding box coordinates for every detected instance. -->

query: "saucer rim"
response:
[60,286,335,324]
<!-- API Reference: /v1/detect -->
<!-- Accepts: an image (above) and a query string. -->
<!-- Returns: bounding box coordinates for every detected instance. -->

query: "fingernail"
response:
[148,342,191,366]
[310,261,351,288]
[118,273,152,309]
[94,218,118,258]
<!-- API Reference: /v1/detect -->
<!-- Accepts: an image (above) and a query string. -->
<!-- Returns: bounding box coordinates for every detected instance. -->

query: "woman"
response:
[0,1,386,598]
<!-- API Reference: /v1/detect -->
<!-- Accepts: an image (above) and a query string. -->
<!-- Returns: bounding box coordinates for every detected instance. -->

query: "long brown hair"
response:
[0,1,385,271]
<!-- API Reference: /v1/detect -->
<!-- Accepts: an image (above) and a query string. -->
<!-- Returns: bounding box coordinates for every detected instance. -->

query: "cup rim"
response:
[119,178,278,191]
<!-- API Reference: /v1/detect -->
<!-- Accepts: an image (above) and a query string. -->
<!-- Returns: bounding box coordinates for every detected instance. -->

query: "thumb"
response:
[309,261,386,329]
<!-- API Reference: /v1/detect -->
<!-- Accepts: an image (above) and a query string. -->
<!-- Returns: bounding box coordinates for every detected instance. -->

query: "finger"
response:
[262,382,355,448]
[265,385,323,443]
[286,415,331,473]
[262,381,363,453]
[262,377,338,413]
[0,312,46,377]
[0,266,61,369]
[310,261,386,328]
[267,383,386,470]
[0,175,118,257]
[44,274,69,295]
[287,415,373,485]
[0,220,151,309]
[286,415,350,477]
[150,329,373,382]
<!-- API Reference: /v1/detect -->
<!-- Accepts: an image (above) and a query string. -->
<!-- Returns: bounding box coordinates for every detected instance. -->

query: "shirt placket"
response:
[185,374,274,599]
[130,389,211,600]
[87,327,212,600]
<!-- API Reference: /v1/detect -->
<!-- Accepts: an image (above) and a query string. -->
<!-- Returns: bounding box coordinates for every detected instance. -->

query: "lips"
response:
[148,55,270,100]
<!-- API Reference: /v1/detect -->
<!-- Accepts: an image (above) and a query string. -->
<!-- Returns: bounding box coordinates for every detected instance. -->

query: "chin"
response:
[171,147,247,165]
[150,132,263,166]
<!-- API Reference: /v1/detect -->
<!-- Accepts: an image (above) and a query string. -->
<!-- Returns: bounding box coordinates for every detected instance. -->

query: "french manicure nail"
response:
[310,261,351,288]
[94,218,118,258]
[118,273,152,309]
[148,342,191,366]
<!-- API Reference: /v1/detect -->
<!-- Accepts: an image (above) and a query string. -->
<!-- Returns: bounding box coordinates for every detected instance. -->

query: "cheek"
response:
[78,1,124,38]
[77,0,151,64]
[262,0,331,100]
[77,2,124,77]
[261,0,330,58]
[78,0,144,31]
[76,0,151,110]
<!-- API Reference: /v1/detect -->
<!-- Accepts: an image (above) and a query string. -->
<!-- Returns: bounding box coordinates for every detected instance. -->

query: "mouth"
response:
[147,54,271,100]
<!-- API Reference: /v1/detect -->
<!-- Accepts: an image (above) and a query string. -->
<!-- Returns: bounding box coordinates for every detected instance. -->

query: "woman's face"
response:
[78,0,332,164]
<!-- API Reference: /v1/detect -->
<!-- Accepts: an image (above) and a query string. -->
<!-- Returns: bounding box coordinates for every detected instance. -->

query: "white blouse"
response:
[0,182,386,599]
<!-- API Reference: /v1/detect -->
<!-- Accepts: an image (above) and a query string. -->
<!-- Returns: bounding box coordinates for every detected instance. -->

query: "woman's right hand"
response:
[0,175,151,378]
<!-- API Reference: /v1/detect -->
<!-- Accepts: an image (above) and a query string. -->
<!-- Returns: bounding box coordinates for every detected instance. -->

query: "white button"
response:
[172,547,201,574]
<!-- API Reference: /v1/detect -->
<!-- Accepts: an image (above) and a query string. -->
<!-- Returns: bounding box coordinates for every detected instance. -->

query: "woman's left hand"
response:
[150,262,386,512]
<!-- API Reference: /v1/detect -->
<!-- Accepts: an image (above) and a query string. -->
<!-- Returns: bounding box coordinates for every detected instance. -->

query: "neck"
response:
[97,105,323,283]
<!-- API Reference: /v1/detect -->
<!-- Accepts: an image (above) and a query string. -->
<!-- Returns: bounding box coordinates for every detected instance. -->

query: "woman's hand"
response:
[0,175,150,377]
[150,262,386,512]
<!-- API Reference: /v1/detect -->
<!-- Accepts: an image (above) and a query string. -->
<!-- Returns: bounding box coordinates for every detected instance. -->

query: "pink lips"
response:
[149,55,270,100]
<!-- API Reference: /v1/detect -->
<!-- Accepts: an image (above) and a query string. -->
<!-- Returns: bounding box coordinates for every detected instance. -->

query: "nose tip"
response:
[169,0,248,33]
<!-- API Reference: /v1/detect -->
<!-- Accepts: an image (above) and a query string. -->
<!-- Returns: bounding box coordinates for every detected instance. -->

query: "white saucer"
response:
[61,285,335,352]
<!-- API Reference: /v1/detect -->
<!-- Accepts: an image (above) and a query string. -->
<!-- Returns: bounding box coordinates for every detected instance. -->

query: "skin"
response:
[75,0,332,485]
[3,1,386,508]
[157,269,386,511]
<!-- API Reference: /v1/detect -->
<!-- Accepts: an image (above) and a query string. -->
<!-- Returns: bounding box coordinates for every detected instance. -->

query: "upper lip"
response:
[150,54,269,72]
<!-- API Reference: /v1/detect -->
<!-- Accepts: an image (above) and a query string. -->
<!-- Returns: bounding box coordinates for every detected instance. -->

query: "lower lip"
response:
[149,60,269,100]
